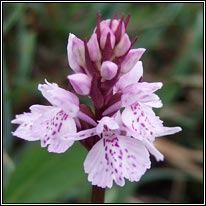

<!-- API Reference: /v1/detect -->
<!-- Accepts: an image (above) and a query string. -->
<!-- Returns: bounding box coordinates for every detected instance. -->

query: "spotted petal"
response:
[31,106,77,153]
[84,133,151,188]
[122,102,182,142]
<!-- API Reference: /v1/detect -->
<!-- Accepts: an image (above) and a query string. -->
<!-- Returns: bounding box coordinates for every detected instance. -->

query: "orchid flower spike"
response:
[12,12,182,190]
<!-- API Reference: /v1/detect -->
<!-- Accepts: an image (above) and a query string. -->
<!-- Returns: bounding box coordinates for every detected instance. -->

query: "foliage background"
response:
[3,2,203,203]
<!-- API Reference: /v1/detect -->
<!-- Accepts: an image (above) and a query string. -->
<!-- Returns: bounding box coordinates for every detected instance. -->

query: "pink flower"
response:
[12,80,96,153]
[100,61,118,81]
[12,13,182,190]
[68,73,92,95]
[84,113,151,188]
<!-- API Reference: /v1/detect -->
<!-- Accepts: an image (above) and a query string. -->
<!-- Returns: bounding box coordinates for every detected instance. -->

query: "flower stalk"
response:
[92,186,105,203]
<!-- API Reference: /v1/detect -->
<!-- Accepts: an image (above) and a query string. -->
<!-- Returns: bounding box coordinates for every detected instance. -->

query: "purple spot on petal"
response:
[141,123,145,127]
[105,153,109,161]
[114,142,119,147]
[58,122,62,132]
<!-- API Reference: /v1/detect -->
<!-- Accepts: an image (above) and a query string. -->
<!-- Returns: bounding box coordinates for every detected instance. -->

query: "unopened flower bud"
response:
[87,33,101,62]
[114,34,131,57]
[100,27,116,50]
[100,61,118,80]
[68,73,91,95]
[67,33,86,73]
[121,48,146,74]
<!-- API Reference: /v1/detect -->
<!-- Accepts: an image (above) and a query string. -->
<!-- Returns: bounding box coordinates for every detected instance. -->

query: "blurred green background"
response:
[3,2,203,203]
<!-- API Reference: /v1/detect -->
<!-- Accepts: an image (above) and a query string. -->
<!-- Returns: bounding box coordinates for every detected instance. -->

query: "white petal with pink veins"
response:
[11,105,52,141]
[122,102,181,142]
[96,116,119,134]
[84,134,151,188]
[31,106,77,153]
[38,79,79,117]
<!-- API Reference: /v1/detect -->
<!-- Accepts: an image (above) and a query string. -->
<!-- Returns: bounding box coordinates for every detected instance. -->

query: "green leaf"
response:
[3,52,12,151]
[139,168,188,185]
[172,9,203,77]
[3,3,25,35]
[15,19,37,86]
[4,142,88,203]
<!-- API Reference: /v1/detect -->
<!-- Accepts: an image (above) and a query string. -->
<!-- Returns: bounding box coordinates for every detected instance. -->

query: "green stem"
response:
[91,185,105,203]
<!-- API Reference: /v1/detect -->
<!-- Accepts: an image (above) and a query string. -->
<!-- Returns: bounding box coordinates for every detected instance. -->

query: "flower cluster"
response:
[12,13,181,188]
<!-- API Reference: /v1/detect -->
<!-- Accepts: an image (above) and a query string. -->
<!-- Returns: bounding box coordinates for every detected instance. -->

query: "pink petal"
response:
[84,135,151,188]
[143,139,164,161]
[100,61,118,80]
[76,128,97,140]
[121,49,146,74]
[111,19,124,33]
[38,79,79,117]
[68,73,91,95]
[77,111,97,126]
[122,102,181,142]
[48,138,74,153]
[114,33,131,57]
[102,101,121,116]
[87,33,101,62]
[96,117,119,134]
[67,33,85,73]
[100,27,115,50]
[115,61,143,92]
[32,106,77,153]
[121,82,163,107]
[11,105,44,141]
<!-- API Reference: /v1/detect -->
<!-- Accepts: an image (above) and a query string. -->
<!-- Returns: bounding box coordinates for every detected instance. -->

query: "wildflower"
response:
[12,13,182,191]
[12,80,96,153]
[84,113,152,188]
